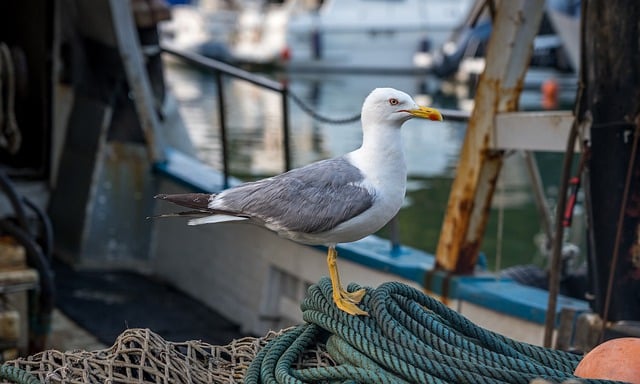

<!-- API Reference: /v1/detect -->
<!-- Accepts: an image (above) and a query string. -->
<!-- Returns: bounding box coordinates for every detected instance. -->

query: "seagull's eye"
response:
[389,98,399,106]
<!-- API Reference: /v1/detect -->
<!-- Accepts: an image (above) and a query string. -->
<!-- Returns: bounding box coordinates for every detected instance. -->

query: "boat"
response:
[417,0,579,82]
[229,0,308,67]
[161,0,475,72]
[159,0,314,68]
[283,0,475,73]
[0,0,638,373]
[158,0,237,63]
[416,1,581,115]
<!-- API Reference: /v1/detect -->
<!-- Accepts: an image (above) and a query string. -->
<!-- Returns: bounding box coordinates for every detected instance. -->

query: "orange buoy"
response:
[541,78,559,109]
[280,46,291,62]
[574,337,640,383]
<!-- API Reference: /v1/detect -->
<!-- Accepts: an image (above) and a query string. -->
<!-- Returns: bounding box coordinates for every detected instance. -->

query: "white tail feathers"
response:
[188,215,248,226]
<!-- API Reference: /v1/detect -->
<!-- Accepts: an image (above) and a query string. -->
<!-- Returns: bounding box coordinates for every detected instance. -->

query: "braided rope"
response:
[0,365,41,384]
[245,278,624,384]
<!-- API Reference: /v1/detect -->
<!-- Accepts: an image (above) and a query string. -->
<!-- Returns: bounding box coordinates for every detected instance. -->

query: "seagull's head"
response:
[362,88,443,128]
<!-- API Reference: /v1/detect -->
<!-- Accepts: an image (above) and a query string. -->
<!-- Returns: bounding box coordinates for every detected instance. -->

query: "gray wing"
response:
[213,156,375,234]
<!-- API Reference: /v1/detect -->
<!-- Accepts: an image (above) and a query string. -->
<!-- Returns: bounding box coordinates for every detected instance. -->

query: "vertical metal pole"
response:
[523,151,554,244]
[215,72,230,189]
[281,86,292,172]
[389,216,401,255]
[544,118,579,347]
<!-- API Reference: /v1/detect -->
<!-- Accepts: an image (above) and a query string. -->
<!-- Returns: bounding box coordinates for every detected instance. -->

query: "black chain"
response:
[287,90,361,125]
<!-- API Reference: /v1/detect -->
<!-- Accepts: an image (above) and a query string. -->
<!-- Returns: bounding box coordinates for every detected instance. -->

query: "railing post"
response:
[215,71,230,189]
[281,85,292,172]
[389,215,401,255]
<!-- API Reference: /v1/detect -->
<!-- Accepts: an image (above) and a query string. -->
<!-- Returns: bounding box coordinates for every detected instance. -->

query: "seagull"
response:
[155,88,443,316]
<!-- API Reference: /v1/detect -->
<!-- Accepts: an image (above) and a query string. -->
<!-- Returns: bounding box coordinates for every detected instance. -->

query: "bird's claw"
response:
[333,288,368,316]
[343,288,367,304]
[334,296,369,316]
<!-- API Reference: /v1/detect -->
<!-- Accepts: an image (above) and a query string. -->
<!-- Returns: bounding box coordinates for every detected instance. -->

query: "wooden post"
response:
[436,0,545,273]
[584,0,640,323]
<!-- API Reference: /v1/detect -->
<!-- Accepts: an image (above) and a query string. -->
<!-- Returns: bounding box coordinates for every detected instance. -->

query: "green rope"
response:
[0,365,41,384]
[245,278,626,384]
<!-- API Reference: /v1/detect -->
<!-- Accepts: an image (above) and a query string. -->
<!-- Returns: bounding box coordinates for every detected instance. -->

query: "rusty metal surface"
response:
[435,0,545,273]
[82,142,157,268]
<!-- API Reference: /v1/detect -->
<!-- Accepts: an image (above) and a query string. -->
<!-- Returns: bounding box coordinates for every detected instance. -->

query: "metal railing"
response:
[161,44,471,187]
[160,44,292,188]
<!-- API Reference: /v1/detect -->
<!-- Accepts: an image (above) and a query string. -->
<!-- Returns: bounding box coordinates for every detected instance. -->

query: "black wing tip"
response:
[147,210,209,220]
[153,192,214,210]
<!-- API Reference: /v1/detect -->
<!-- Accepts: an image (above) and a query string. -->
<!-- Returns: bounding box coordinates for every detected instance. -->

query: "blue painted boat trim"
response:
[153,146,591,325]
[153,147,241,192]
[335,242,590,324]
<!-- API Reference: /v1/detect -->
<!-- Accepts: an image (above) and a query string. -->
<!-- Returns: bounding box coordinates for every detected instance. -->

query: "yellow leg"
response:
[327,247,368,316]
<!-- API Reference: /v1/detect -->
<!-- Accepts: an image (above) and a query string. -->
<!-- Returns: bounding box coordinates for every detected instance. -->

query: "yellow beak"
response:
[407,106,444,121]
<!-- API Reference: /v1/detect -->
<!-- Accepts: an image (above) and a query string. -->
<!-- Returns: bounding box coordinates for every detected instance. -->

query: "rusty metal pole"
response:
[435,0,545,273]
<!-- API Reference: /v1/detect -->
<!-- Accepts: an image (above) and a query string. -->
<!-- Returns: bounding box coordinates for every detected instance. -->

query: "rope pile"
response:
[0,279,628,383]
[246,278,624,384]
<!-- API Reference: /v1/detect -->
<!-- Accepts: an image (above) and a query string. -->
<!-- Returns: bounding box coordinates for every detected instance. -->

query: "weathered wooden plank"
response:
[493,111,580,152]
[436,0,546,273]
[0,241,26,270]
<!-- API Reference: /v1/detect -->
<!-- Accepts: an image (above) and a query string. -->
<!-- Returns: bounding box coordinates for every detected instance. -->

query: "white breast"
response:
[292,140,407,246]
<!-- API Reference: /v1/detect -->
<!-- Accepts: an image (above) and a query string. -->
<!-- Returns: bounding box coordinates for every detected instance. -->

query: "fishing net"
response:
[0,327,334,383]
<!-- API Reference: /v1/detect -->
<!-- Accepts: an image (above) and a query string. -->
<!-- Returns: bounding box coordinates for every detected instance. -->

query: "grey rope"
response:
[287,90,466,125]
[287,91,361,125]
[245,278,624,384]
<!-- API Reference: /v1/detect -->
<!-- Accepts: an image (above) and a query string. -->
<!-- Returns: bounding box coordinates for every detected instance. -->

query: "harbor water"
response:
[163,61,583,271]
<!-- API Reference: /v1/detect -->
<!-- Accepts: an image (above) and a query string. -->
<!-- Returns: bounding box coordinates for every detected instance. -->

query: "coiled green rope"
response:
[0,365,41,384]
[245,278,625,383]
